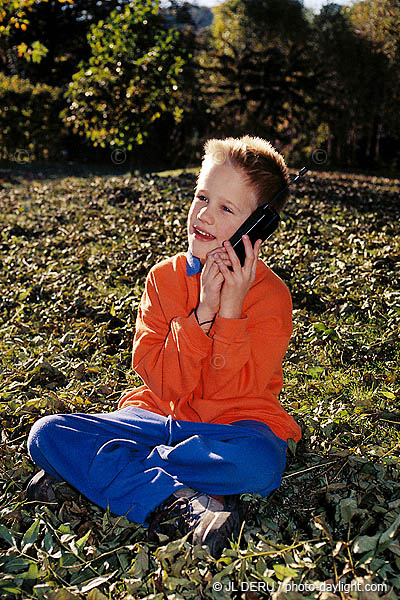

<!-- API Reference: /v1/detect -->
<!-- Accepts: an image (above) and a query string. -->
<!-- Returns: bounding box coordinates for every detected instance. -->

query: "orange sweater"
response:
[118,252,301,442]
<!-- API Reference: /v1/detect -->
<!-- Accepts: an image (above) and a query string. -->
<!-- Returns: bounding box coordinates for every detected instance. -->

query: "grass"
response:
[0,164,399,599]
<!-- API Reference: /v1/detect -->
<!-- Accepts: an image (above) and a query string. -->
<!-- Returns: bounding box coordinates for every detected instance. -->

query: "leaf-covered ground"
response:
[0,165,399,599]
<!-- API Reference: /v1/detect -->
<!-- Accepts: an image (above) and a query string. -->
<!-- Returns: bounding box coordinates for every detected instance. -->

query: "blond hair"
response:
[199,135,290,212]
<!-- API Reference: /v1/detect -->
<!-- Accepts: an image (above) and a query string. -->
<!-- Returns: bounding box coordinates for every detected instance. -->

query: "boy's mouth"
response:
[192,226,216,241]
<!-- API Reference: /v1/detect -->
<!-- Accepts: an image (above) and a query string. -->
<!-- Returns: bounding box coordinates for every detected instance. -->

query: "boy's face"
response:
[187,160,258,265]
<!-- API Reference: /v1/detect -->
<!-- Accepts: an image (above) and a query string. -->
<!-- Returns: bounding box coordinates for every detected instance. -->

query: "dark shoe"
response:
[26,470,78,503]
[148,487,241,558]
[26,470,58,502]
[192,495,241,558]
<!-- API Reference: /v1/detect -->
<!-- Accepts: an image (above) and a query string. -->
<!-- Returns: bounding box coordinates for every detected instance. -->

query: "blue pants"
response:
[27,407,287,524]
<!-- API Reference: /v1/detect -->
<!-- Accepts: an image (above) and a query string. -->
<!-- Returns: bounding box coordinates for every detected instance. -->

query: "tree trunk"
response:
[375,121,382,163]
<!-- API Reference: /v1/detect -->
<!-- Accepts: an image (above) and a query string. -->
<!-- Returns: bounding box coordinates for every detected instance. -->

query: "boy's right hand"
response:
[198,250,226,314]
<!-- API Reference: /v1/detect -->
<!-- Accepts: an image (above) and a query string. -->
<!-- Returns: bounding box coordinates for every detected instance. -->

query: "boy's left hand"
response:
[214,235,262,318]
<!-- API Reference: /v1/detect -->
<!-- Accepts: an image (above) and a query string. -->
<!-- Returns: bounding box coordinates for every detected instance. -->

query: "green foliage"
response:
[61,0,190,155]
[0,73,66,161]
[1,0,400,169]
[309,0,400,168]
[198,0,315,141]
[0,0,71,61]
[350,0,400,61]
[1,0,131,88]
[0,165,399,598]
[349,0,400,157]
[15,40,48,64]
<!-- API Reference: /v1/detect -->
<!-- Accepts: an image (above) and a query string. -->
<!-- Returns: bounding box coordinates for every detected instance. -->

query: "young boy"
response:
[27,135,301,557]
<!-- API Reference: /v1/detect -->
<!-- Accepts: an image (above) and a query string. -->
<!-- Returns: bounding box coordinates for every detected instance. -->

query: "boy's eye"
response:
[196,195,232,214]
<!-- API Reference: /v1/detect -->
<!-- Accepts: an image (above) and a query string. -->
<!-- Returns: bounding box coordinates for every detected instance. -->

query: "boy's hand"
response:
[214,235,262,318]
[205,245,233,268]
[198,251,225,315]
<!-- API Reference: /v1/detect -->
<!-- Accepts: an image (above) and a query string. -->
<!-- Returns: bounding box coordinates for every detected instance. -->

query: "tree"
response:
[0,0,132,161]
[312,2,400,168]
[0,0,72,161]
[0,0,73,66]
[61,0,193,169]
[349,0,400,166]
[1,0,131,85]
[196,0,316,151]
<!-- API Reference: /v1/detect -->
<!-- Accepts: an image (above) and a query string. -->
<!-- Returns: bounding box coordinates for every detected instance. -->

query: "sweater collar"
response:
[185,249,266,282]
[186,250,202,275]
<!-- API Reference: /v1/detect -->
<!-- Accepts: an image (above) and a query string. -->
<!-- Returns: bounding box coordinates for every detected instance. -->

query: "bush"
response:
[0,73,66,161]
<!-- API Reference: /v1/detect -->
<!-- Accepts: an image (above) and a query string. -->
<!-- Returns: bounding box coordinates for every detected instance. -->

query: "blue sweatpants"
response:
[27,406,287,524]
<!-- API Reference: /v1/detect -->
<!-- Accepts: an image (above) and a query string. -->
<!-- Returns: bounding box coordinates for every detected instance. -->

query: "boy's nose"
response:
[197,206,214,223]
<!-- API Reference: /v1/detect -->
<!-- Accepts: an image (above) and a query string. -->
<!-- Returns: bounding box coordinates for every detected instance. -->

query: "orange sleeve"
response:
[132,268,212,401]
[202,282,292,399]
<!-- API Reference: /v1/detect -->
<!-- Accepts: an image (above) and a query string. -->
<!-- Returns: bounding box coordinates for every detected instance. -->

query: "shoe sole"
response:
[192,509,241,557]
[26,470,57,502]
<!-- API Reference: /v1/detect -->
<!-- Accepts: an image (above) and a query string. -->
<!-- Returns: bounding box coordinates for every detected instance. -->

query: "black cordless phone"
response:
[228,167,308,266]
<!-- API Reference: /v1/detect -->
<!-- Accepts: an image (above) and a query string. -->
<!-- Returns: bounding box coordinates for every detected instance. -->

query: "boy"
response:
[27,135,301,557]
